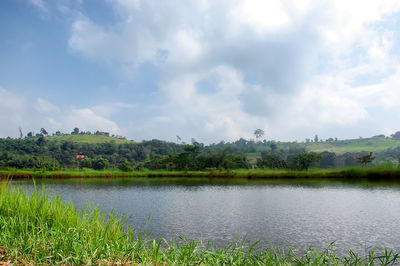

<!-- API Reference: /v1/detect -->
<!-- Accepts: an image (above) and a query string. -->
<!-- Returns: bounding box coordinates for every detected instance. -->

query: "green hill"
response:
[28,134,400,154]
[2,132,400,170]
[46,134,132,144]
[246,137,400,163]
[303,137,400,154]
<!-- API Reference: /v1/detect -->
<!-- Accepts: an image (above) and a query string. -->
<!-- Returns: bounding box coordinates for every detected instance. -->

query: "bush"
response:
[92,157,110,170]
[119,160,133,172]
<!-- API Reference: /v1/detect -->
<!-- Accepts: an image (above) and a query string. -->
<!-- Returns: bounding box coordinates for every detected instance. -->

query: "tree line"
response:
[1,129,400,171]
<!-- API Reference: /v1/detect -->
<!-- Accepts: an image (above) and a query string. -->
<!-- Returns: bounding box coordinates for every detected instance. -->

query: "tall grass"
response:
[0,182,399,265]
[1,166,400,180]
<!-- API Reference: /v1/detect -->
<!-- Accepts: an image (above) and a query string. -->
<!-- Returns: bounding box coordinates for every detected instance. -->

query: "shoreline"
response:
[1,167,400,180]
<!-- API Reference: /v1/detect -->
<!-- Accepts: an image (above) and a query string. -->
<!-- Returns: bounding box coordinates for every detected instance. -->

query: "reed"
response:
[0,182,399,265]
[1,166,400,180]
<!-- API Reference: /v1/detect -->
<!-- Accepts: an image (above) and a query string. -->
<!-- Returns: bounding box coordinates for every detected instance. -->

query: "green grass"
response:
[303,137,400,154]
[46,134,132,144]
[2,166,400,180]
[1,182,399,265]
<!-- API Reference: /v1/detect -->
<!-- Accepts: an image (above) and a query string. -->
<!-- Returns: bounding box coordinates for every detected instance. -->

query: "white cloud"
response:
[0,88,26,112]
[230,0,291,35]
[293,83,368,126]
[348,67,400,108]
[0,88,28,137]
[65,109,120,134]
[127,66,269,142]
[65,1,400,142]
[35,98,60,113]
[0,87,121,138]
[91,102,136,117]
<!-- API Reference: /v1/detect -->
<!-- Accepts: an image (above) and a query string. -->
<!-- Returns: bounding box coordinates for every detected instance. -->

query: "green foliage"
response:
[318,151,336,168]
[357,152,375,166]
[257,152,322,171]
[71,127,79,135]
[39,128,48,136]
[79,157,92,169]
[287,153,323,171]
[91,157,110,170]
[0,134,182,169]
[119,160,133,172]
[269,141,278,151]
[1,130,400,171]
[257,152,287,169]
[143,148,250,171]
[2,166,400,180]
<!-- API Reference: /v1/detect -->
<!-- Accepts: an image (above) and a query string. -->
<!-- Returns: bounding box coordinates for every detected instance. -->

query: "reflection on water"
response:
[10,178,400,255]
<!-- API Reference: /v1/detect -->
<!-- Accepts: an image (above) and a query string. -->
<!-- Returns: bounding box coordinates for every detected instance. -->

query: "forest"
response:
[1,128,400,171]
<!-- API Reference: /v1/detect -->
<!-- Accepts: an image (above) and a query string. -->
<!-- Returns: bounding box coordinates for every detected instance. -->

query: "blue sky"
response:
[1,0,400,143]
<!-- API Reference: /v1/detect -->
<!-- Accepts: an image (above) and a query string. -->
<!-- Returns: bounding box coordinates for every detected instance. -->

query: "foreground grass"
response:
[2,166,400,180]
[0,183,399,265]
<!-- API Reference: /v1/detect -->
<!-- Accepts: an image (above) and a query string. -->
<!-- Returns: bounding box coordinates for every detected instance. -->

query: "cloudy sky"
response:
[1,0,400,143]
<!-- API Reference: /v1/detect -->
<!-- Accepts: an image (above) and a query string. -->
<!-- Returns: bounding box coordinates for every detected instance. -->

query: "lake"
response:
[11,178,400,255]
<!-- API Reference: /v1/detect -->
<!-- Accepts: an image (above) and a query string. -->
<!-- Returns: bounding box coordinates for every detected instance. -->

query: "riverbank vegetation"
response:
[2,166,400,180]
[1,182,399,265]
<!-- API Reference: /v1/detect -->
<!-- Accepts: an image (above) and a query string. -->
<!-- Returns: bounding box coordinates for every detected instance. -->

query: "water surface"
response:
[12,178,400,255]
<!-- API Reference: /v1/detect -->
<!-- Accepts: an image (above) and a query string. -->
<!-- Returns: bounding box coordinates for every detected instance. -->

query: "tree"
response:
[391,131,400,139]
[269,142,278,152]
[40,128,48,136]
[254,129,265,141]
[119,159,133,172]
[319,151,336,168]
[36,136,46,146]
[314,135,319,143]
[357,152,375,166]
[391,151,400,166]
[288,153,322,171]
[27,132,33,138]
[258,152,286,169]
[72,127,79,135]
[344,156,358,166]
[79,157,92,169]
[92,157,109,170]
[18,126,23,139]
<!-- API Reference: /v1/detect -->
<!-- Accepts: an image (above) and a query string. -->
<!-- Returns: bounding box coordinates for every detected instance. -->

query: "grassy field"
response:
[2,167,400,180]
[46,134,132,144]
[1,182,399,265]
[303,137,400,154]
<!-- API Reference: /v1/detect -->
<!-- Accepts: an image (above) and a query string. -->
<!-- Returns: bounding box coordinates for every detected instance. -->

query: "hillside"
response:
[300,137,400,154]
[247,137,400,164]
[2,132,400,170]
[45,134,132,144]
[20,134,400,154]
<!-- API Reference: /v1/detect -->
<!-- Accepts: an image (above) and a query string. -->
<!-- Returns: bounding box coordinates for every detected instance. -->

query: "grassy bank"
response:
[0,183,399,265]
[1,166,400,180]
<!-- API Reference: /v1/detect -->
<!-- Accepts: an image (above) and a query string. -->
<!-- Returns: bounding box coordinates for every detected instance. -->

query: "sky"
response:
[1,0,400,143]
